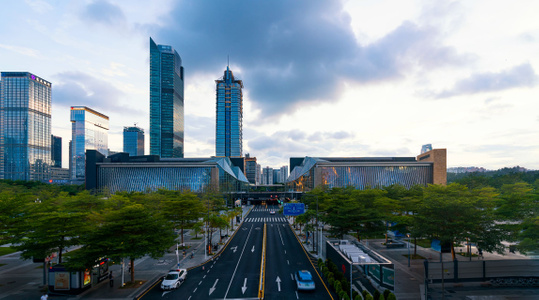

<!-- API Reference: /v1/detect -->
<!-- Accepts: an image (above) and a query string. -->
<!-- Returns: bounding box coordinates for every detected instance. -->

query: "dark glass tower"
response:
[215,66,243,157]
[149,37,184,158]
[0,72,52,181]
[123,126,144,156]
[51,135,62,168]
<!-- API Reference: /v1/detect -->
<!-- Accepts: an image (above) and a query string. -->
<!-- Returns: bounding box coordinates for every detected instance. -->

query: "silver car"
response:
[161,269,187,290]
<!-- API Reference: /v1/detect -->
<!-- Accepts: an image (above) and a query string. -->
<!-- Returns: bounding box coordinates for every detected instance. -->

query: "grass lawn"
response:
[403,254,426,260]
[0,247,17,256]
[412,239,432,248]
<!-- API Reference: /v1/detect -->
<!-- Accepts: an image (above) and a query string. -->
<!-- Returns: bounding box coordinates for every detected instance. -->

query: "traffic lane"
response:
[265,223,333,300]
[224,221,264,299]
[140,222,258,300]
[265,222,298,299]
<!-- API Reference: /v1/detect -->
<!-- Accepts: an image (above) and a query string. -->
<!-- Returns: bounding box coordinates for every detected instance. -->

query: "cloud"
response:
[154,0,470,119]
[434,63,539,98]
[0,44,40,57]
[80,0,126,26]
[52,71,141,115]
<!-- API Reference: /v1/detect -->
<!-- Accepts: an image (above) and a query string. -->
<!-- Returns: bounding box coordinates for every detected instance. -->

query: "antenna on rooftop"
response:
[227,55,229,67]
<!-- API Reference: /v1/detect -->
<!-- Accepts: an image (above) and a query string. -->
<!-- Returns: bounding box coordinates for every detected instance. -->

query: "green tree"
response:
[161,190,205,246]
[414,184,504,260]
[75,203,176,282]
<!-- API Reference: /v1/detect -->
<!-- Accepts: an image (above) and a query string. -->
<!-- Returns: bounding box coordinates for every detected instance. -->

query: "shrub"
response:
[342,292,350,300]
[339,290,346,299]
[318,258,323,267]
[362,290,369,299]
[352,290,359,299]
[322,266,329,275]
[328,277,335,287]
[354,294,363,300]
[341,279,349,294]
[386,293,396,300]
[365,294,373,300]
[383,289,390,299]
[335,284,342,295]
[373,290,381,300]
[327,272,334,281]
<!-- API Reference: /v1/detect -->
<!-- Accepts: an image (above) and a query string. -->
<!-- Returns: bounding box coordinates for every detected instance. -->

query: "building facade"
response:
[70,106,109,182]
[51,135,62,168]
[245,153,257,184]
[85,151,249,194]
[286,149,446,192]
[215,66,243,157]
[261,166,274,185]
[0,72,52,181]
[123,126,144,156]
[149,37,184,158]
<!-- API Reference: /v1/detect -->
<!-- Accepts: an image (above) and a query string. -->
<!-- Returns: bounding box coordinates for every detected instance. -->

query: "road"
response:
[141,205,333,300]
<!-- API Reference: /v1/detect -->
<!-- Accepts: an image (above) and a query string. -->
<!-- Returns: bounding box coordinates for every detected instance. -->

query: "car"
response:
[294,270,315,291]
[161,269,187,290]
[269,210,275,215]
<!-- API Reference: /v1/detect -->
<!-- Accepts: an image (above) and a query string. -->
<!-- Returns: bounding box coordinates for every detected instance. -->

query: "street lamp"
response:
[407,233,411,267]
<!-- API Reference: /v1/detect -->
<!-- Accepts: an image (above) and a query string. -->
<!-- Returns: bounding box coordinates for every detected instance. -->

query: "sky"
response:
[1,0,538,170]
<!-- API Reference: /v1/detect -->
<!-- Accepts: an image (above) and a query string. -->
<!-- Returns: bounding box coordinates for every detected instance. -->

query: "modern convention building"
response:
[150,37,184,158]
[286,148,446,192]
[85,151,249,194]
[215,66,243,157]
[0,72,52,181]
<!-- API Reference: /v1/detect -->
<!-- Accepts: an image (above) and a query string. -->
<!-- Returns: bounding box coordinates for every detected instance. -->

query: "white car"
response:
[269,210,275,215]
[161,269,187,290]
[295,270,315,291]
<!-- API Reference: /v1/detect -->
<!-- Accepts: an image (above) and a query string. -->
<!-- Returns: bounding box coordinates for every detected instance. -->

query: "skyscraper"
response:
[123,126,144,156]
[215,66,243,157]
[70,106,109,182]
[0,72,52,181]
[149,37,184,158]
[51,135,62,168]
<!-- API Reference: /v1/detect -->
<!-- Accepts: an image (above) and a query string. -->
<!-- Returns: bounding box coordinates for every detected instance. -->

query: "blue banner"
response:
[283,203,305,216]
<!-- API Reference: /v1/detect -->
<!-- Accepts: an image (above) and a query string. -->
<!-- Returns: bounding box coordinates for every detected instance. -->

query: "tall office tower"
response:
[123,126,144,156]
[149,37,184,158]
[262,166,274,185]
[70,106,109,182]
[51,135,62,168]
[244,153,257,184]
[215,66,243,157]
[0,72,52,181]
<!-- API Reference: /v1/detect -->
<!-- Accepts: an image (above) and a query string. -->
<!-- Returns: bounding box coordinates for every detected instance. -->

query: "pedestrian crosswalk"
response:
[243,217,288,223]
[252,207,279,212]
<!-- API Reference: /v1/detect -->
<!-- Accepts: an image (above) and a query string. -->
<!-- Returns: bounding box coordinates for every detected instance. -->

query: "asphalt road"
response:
[141,205,333,300]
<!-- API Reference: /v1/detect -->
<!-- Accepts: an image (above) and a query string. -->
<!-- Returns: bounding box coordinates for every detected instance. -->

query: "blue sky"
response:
[1,0,538,170]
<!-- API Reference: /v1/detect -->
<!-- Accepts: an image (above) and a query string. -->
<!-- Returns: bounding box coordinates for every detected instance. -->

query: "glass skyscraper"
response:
[215,66,243,157]
[70,106,109,182]
[149,37,184,158]
[0,72,52,181]
[123,126,144,156]
[51,135,62,168]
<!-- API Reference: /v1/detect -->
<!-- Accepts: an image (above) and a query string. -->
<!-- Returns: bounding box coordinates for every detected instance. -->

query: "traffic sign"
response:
[283,203,305,216]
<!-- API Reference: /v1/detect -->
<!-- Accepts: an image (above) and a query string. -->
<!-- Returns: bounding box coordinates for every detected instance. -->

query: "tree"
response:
[76,203,176,282]
[414,184,505,260]
[160,190,205,246]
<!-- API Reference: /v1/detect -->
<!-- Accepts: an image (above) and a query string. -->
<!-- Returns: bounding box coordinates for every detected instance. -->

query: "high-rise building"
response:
[123,126,144,156]
[244,153,257,184]
[149,37,184,158]
[70,106,109,182]
[51,135,62,168]
[262,166,273,185]
[0,72,52,181]
[215,66,243,157]
[421,144,433,154]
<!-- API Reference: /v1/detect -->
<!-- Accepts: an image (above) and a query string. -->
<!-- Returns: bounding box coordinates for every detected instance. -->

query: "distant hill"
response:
[447,166,539,188]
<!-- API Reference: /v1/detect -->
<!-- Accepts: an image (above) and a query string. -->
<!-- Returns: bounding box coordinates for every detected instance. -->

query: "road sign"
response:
[283,203,305,216]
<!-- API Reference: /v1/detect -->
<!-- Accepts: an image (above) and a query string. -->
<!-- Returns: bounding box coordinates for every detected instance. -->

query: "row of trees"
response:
[0,181,240,283]
[300,180,538,259]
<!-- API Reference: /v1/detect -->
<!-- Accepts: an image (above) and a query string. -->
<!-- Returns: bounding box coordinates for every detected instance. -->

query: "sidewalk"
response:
[45,205,253,300]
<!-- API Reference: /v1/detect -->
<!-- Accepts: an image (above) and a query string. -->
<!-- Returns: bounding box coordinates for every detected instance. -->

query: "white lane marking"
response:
[296,290,299,299]
[199,281,202,285]
[251,245,255,253]
[277,225,285,246]
[287,260,290,265]
[242,278,248,294]
[209,279,219,295]
[290,273,294,280]
[224,224,254,299]
[203,275,206,279]
[276,276,282,292]
[193,287,197,293]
